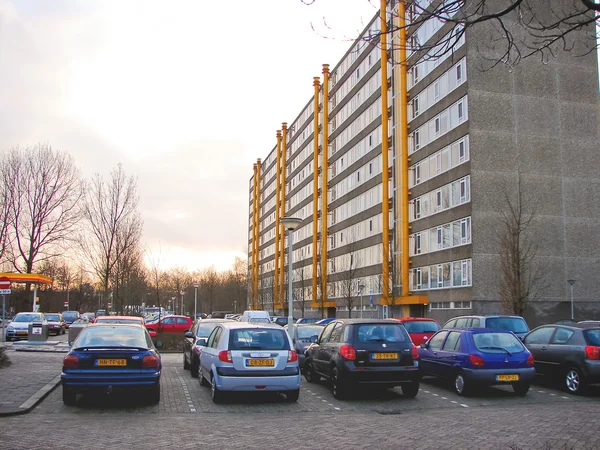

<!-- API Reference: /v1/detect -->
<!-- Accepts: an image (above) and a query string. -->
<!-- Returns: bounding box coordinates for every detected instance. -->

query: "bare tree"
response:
[145,248,168,313]
[230,256,248,314]
[338,233,361,318]
[200,266,220,314]
[498,183,547,316]
[166,266,193,315]
[81,164,142,300]
[0,158,13,264]
[259,275,274,312]
[2,144,83,275]
[294,264,310,318]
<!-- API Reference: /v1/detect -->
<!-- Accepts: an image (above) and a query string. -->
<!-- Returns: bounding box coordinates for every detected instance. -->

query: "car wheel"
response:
[304,360,320,383]
[513,382,530,396]
[62,387,77,406]
[454,370,470,396]
[183,351,190,370]
[565,367,586,394]
[331,367,347,400]
[149,385,160,405]
[211,374,223,404]
[286,389,300,402]
[402,380,420,398]
[190,357,199,378]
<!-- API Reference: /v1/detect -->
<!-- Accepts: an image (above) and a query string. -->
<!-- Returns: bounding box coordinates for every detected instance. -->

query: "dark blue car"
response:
[61,324,162,405]
[418,328,535,396]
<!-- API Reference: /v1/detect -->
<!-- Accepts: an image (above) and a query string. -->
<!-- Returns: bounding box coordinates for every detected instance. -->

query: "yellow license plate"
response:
[17,331,27,335]
[247,359,274,367]
[97,359,127,367]
[373,353,398,360]
[496,374,519,381]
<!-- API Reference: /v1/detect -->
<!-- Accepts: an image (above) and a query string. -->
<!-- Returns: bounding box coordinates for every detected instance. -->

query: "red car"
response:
[392,317,441,345]
[145,315,193,334]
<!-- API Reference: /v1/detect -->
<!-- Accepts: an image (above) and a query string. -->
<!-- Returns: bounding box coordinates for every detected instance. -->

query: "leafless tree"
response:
[165,266,193,315]
[294,264,310,318]
[111,241,146,314]
[229,256,248,314]
[259,275,274,313]
[145,248,167,313]
[338,233,361,318]
[81,164,142,299]
[0,158,13,264]
[498,182,547,316]
[199,266,220,314]
[2,144,83,275]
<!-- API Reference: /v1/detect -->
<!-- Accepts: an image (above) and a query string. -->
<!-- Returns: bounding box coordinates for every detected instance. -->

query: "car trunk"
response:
[230,350,289,371]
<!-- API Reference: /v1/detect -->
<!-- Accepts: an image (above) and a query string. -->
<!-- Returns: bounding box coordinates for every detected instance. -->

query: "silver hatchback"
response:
[199,322,301,403]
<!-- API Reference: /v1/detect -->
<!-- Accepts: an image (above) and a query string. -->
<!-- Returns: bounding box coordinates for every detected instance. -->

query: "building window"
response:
[369,163,373,174]
[415,198,421,219]
[413,97,420,118]
[458,101,464,121]
[437,227,443,249]
[357,171,360,182]
[340,232,344,243]
[368,54,372,66]
[369,220,373,232]
[415,164,421,184]
[435,117,441,135]
[456,64,462,82]
[414,130,420,150]
[460,178,468,202]
[436,190,442,210]
[434,81,440,101]
[459,140,466,162]
[369,135,373,147]
[414,233,422,255]
[412,65,419,85]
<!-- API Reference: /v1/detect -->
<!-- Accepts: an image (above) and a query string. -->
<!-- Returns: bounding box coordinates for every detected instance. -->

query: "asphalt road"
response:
[1,353,599,449]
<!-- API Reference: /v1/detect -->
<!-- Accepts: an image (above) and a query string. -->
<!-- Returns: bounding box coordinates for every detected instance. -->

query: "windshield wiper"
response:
[479,346,512,356]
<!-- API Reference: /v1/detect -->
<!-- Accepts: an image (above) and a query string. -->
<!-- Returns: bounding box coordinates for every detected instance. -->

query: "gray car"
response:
[199,322,301,403]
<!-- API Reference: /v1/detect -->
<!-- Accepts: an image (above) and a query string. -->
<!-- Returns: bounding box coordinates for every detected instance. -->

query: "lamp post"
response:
[180,290,185,316]
[567,280,576,320]
[193,283,199,319]
[281,217,302,341]
[358,281,365,319]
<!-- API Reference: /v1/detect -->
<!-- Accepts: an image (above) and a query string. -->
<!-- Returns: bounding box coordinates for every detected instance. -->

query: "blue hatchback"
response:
[418,328,535,396]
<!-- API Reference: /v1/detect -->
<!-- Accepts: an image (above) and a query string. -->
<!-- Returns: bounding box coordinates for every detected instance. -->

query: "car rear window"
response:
[62,312,78,321]
[96,318,140,324]
[75,326,149,348]
[473,332,525,354]
[584,329,600,346]
[229,329,290,350]
[485,317,529,334]
[403,321,440,333]
[357,324,409,343]
[45,314,60,321]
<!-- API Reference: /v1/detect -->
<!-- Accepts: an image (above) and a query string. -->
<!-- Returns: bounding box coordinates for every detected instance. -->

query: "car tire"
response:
[454,370,470,396]
[190,357,199,378]
[565,366,586,395]
[183,351,190,370]
[211,374,224,404]
[286,389,300,402]
[513,382,530,396]
[62,387,76,406]
[331,367,348,400]
[402,380,420,398]
[304,359,320,383]
[149,385,160,405]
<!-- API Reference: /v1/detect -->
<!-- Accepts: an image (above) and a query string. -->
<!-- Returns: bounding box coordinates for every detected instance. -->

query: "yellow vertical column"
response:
[256,158,262,309]
[279,123,288,307]
[380,0,390,305]
[321,64,330,305]
[274,131,282,309]
[312,77,320,306]
[252,163,258,308]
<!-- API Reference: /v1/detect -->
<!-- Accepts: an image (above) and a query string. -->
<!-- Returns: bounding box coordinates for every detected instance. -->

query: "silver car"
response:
[6,312,47,341]
[199,322,301,403]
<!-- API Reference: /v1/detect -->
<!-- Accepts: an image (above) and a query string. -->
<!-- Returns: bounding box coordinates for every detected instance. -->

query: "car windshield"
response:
[297,325,323,339]
[229,329,290,350]
[403,321,440,333]
[74,326,149,348]
[196,323,220,337]
[14,313,42,322]
[45,314,60,321]
[485,317,529,334]
[62,312,78,321]
[584,329,600,346]
[473,332,525,354]
[357,324,409,343]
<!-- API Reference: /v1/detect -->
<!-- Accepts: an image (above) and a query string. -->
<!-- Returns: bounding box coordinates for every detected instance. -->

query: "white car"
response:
[6,312,47,341]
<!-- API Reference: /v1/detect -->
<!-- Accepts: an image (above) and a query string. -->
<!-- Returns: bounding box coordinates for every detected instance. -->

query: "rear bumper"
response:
[463,367,536,385]
[341,361,420,385]
[61,371,161,393]
[584,360,600,384]
[6,331,28,339]
[214,367,301,392]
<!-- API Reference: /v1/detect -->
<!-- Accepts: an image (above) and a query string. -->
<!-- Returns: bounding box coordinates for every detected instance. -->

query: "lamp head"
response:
[567,279,576,286]
[281,217,302,231]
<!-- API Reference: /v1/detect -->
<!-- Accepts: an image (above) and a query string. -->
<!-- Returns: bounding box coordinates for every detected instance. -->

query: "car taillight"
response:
[585,346,600,360]
[526,353,535,366]
[287,350,298,363]
[411,345,419,360]
[142,355,160,368]
[218,350,232,363]
[469,354,485,368]
[63,355,79,369]
[340,345,356,361]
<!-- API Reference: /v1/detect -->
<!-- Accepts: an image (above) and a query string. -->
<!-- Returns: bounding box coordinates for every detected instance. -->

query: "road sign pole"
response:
[2,294,5,342]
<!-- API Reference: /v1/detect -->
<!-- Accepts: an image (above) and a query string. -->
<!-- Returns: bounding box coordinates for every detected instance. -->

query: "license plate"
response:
[373,353,398,360]
[97,359,127,367]
[17,331,27,335]
[496,374,519,381]
[247,359,274,367]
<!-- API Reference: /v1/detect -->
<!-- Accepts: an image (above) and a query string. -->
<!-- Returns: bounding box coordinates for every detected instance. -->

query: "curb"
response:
[0,374,61,417]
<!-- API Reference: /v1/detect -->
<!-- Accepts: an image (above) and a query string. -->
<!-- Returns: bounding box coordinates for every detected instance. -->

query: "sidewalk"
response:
[0,343,65,416]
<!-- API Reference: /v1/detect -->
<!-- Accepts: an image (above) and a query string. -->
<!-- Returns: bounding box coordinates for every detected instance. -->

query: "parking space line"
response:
[451,400,457,404]
[460,404,468,408]
[560,396,569,399]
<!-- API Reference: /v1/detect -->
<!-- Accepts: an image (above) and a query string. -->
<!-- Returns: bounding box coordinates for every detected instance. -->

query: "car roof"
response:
[445,327,520,334]
[328,319,408,325]
[96,315,142,320]
[393,317,438,322]
[218,321,285,330]
[87,323,145,328]
[196,318,235,323]
[447,315,525,320]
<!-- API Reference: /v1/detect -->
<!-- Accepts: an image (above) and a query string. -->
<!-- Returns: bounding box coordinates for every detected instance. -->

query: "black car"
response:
[183,318,233,378]
[523,324,600,394]
[303,319,420,399]
[61,311,80,328]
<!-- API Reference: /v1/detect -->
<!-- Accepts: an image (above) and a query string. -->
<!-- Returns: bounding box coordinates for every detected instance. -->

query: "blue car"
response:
[418,328,535,396]
[61,324,162,406]
[315,318,335,325]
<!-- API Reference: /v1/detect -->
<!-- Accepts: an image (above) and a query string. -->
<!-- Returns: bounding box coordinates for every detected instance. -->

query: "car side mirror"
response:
[184,331,193,338]
[310,335,318,343]
[196,338,207,347]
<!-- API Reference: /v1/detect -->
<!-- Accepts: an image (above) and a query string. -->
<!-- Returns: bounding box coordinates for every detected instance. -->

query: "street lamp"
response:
[567,280,576,320]
[281,216,302,341]
[193,283,199,319]
[358,281,365,318]
[180,290,185,316]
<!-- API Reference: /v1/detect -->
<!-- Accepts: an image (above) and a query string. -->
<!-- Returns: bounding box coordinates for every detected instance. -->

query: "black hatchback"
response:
[303,319,420,399]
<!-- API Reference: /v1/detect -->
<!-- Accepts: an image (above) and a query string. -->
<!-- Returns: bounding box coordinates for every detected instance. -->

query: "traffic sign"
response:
[0,289,10,295]
[0,277,10,290]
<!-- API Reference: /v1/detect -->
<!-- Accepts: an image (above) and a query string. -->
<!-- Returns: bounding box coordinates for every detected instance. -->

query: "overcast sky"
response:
[0,0,379,272]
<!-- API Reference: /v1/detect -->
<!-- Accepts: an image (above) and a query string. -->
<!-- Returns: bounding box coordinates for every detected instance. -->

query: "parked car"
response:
[304,319,420,399]
[419,328,535,396]
[6,312,47,341]
[210,311,233,319]
[289,324,325,369]
[95,315,145,326]
[62,311,81,329]
[296,318,320,325]
[82,312,96,322]
[61,323,162,405]
[315,318,335,325]
[555,319,578,325]
[442,315,530,339]
[183,318,233,378]
[145,315,193,334]
[392,317,441,345]
[94,310,107,320]
[522,324,600,394]
[578,321,600,327]
[44,313,66,336]
[240,310,271,324]
[271,316,298,327]
[199,322,301,403]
